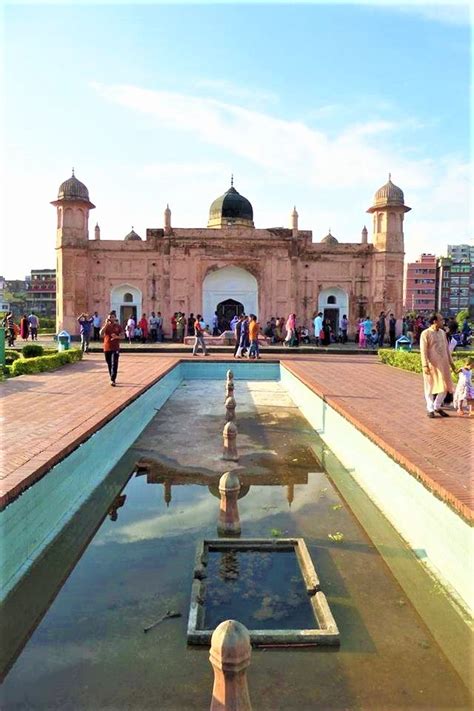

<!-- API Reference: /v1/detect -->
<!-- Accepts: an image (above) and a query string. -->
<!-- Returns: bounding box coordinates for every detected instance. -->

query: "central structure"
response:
[53,174,410,335]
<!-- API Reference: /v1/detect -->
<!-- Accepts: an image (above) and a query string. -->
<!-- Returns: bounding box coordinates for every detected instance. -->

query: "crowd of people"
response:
[1,311,40,346]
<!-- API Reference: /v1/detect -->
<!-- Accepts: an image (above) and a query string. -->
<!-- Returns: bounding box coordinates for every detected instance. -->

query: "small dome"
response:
[57,171,90,202]
[373,176,404,207]
[124,228,142,241]
[321,230,338,244]
[208,179,254,228]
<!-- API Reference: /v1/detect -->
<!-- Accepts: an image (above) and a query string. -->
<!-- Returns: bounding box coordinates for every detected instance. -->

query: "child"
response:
[454,357,474,416]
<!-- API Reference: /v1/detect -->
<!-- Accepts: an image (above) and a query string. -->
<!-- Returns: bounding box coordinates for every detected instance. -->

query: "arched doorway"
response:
[216,299,244,331]
[317,287,349,336]
[202,266,258,328]
[110,284,142,327]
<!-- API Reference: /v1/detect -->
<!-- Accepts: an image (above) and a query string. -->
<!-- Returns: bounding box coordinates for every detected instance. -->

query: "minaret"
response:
[164,480,172,508]
[286,483,295,508]
[366,174,410,253]
[164,204,172,235]
[291,206,299,236]
[94,222,101,241]
[361,225,368,244]
[51,169,95,247]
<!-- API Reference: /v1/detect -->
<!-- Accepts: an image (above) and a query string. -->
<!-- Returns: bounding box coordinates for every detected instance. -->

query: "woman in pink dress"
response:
[20,314,29,341]
[138,314,149,343]
[358,318,366,348]
[284,313,296,346]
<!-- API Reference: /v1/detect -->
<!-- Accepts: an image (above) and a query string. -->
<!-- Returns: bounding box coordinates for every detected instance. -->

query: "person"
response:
[156,312,164,342]
[377,312,386,347]
[420,312,456,418]
[358,318,366,348]
[453,357,474,416]
[339,314,348,344]
[149,311,158,342]
[389,313,397,348]
[248,314,261,359]
[192,314,209,356]
[187,313,195,337]
[92,312,101,341]
[3,311,16,346]
[300,325,310,344]
[284,313,296,347]
[108,494,127,521]
[28,311,39,340]
[313,312,323,346]
[77,312,94,353]
[138,313,149,343]
[171,313,178,341]
[134,324,142,342]
[363,315,373,347]
[369,328,379,347]
[176,312,186,342]
[406,316,414,345]
[20,314,29,341]
[233,314,243,357]
[125,316,135,344]
[321,318,331,346]
[235,315,250,358]
[100,312,122,386]
[212,311,220,337]
[461,318,471,347]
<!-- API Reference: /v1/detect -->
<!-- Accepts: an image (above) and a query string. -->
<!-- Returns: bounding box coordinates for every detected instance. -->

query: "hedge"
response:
[22,343,44,358]
[377,348,469,383]
[11,349,83,376]
[5,350,21,364]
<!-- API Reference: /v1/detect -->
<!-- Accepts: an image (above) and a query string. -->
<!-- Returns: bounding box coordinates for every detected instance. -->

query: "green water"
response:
[0,381,472,710]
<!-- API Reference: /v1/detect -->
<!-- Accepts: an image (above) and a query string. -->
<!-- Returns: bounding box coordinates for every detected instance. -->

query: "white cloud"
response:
[194,78,278,105]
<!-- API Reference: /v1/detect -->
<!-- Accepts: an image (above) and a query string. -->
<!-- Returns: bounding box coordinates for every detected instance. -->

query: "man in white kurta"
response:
[420,313,455,417]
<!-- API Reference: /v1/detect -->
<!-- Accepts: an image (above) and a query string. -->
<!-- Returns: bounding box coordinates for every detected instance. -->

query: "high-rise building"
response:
[25,269,56,317]
[436,244,473,317]
[404,253,437,313]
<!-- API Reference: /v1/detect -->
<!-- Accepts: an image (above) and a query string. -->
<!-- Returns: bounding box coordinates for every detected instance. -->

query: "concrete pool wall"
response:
[1,360,472,618]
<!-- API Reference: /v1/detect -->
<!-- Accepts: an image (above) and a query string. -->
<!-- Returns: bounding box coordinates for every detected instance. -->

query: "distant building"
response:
[0,276,10,313]
[404,253,437,313]
[26,269,56,317]
[436,245,474,317]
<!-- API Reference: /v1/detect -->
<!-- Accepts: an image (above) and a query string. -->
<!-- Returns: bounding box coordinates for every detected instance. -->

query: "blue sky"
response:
[2,1,471,277]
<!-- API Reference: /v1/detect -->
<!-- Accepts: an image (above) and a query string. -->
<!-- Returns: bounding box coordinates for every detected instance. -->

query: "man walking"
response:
[313,312,323,345]
[149,311,158,342]
[389,313,397,348]
[28,311,39,341]
[339,314,348,344]
[77,312,94,353]
[377,312,386,347]
[100,312,123,385]
[92,312,101,341]
[192,314,209,356]
[420,312,456,418]
[212,311,220,336]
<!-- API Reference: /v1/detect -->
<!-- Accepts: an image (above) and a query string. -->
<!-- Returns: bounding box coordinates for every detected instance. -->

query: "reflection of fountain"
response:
[218,472,241,537]
[219,549,240,580]
[163,480,172,508]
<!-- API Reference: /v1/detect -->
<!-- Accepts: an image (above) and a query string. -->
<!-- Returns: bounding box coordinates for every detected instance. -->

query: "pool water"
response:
[0,381,472,710]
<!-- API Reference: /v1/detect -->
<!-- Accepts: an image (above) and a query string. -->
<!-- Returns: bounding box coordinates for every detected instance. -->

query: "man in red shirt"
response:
[100,312,123,386]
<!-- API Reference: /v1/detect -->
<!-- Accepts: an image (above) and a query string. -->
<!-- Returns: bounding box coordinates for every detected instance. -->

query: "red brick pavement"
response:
[1,353,473,521]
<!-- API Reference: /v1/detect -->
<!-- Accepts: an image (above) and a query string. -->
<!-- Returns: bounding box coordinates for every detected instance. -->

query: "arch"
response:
[377,213,384,232]
[74,208,84,229]
[110,283,143,326]
[202,266,258,328]
[63,207,73,227]
[318,287,349,336]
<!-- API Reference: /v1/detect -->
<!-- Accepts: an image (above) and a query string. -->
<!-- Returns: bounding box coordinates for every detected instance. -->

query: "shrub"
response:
[11,349,83,376]
[5,349,21,364]
[22,344,44,358]
[378,348,464,383]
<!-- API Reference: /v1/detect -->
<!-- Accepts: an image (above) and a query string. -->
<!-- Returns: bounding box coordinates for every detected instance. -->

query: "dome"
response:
[373,176,404,207]
[321,230,338,244]
[124,228,142,241]
[57,171,90,202]
[208,179,254,228]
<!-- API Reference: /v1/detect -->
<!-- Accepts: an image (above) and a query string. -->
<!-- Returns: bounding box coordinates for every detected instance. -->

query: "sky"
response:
[2,0,472,278]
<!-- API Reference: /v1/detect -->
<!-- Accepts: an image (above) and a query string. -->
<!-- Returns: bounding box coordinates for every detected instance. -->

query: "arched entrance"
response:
[202,266,258,328]
[317,287,349,336]
[216,299,244,331]
[110,284,142,326]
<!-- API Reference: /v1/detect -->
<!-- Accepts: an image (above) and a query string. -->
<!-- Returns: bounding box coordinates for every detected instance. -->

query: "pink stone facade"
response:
[53,175,410,338]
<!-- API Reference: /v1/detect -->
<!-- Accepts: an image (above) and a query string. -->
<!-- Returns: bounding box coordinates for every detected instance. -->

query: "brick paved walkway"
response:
[1,353,473,521]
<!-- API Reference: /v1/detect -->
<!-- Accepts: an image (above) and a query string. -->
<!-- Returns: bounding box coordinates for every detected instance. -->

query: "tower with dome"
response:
[52,172,408,336]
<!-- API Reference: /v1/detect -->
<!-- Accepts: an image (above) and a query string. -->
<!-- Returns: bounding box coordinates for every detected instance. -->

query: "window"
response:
[123,292,133,303]
[327,295,336,304]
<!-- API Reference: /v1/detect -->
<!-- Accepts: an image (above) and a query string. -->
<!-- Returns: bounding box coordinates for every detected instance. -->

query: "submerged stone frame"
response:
[187,538,340,647]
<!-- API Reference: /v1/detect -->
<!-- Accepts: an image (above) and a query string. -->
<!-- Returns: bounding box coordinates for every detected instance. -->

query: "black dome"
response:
[208,184,254,227]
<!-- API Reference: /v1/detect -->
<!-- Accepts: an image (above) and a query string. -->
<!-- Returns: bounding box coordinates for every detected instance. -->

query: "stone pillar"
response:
[94,222,101,240]
[209,620,252,711]
[218,471,241,536]
[222,422,238,462]
[225,396,236,422]
[164,204,172,235]
[225,379,235,400]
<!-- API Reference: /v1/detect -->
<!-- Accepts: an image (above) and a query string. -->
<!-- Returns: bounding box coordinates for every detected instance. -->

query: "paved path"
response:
[1,353,472,521]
